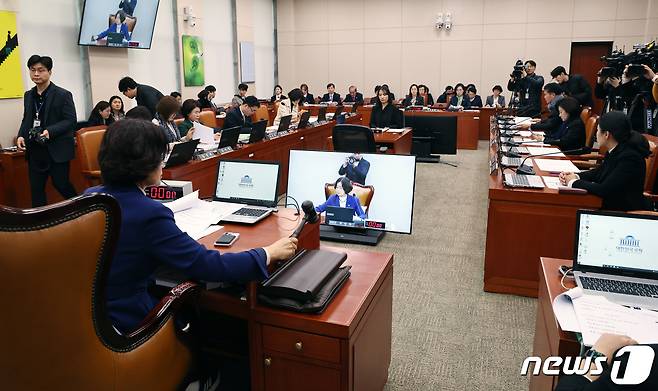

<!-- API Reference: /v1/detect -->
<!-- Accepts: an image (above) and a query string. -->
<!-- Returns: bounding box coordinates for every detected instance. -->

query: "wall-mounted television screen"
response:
[78,0,160,49]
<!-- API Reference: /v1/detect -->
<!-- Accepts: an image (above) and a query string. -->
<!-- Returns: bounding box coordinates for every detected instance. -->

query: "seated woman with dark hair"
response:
[87,101,113,127]
[465,86,483,108]
[153,96,194,143]
[402,84,424,107]
[273,88,304,127]
[418,85,434,106]
[315,177,366,219]
[85,119,298,334]
[543,96,585,151]
[270,85,287,103]
[370,85,403,128]
[109,95,125,122]
[178,99,200,138]
[92,10,131,42]
[559,111,650,211]
[448,83,468,110]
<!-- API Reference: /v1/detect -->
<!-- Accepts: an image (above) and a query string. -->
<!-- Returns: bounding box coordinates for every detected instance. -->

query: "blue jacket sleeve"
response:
[350,196,366,219]
[315,194,338,214]
[145,205,268,282]
[96,26,112,40]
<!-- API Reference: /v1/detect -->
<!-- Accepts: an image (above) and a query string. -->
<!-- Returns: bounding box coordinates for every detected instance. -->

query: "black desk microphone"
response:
[290,200,319,238]
[516,148,585,175]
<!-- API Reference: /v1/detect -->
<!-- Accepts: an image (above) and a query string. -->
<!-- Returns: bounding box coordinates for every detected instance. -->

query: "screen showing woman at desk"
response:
[315,177,366,219]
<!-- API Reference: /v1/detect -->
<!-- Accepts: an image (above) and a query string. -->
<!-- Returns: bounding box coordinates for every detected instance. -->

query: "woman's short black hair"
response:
[181,99,199,119]
[599,111,632,143]
[288,88,303,103]
[170,91,182,98]
[197,89,209,100]
[205,85,216,93]
[492,85,503,93]
[467,86,477,94]
[335,176,353,194]
[109,95,124,113]
[125,106,153,120]
[115,10,127,23]
[556,96,582,121]
[99,119,169,186]
[88,101,110,122]
[156,96,180,119]
[454,83,465,93]
[274,84,283,93]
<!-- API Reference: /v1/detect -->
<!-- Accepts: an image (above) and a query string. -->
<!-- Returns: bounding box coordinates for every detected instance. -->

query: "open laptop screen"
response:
[575,211,658,277]
[213,160,280,207]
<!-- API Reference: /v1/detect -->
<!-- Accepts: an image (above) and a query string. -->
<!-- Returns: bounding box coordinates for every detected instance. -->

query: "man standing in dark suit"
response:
[321,83,341,103]
[16,55,77,207]
[507,59,544,117]
[300,83,315,105]
[222,95,260,131]
[119,0,137,16]
[343,85,364,104]
[118,76,164,118]
[551,65,594,108]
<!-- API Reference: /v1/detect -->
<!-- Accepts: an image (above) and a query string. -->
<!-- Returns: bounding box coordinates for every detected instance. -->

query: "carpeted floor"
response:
[325,142,537,391]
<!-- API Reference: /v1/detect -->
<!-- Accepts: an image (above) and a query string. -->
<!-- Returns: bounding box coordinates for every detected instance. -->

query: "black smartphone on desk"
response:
[214,232,239,247]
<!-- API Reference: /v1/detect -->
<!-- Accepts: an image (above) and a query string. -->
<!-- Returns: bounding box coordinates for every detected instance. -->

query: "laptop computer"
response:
[248,120,267,143]
[218,126,240,149]
[325,206,365,228]
[327,106,344,121]
[297,111,311,129]
[164,139,200,168]
[214,160,280,224]
[277,114,292,133]
[573,210,658,310]
[107,32,125,46]
[317,106,328,122]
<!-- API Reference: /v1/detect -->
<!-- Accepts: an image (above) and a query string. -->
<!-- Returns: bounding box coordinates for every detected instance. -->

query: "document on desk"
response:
[526,147,565,157]
[383,128,406,133]
[514,116,532,125]
[541,176,561,190]
[192,121,216,145]
[533,158,580,173]
[553,288,658,346]
[164,191,242,240]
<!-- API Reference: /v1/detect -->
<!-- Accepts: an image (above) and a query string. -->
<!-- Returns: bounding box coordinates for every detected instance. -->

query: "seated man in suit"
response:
[321,83,341,104]
[223,95,260,131]
[338,153,370,185]
[300,83,315,105]
[343,85,364,104]
[232,83,248,107]
[315,177,366,219]
[519,82,564,135]
[92,10,131,43]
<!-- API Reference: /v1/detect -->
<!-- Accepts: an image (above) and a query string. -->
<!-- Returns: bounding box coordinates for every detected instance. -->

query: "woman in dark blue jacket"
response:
[544,96,585,151]
[85,119,297,334]
[315,177,366,219]
[92,10,131,42]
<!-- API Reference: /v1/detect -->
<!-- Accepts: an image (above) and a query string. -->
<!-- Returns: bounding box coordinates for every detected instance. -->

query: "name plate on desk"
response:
[218,146,233,154]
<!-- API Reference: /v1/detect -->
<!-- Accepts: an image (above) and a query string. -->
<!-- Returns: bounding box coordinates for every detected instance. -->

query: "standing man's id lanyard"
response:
[34,91,46,128]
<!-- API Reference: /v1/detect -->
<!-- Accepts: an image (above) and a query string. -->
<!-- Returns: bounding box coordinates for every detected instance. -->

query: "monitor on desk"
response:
[406,114,457,155]
[287,150,416,234]
[214,160,279,207]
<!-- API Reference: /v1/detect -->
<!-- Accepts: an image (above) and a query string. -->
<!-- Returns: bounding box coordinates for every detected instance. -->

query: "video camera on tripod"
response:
[510,60,526,79]
[599,41,658,79]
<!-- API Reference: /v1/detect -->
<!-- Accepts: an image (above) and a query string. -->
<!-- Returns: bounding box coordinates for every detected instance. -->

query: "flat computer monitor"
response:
[406,114,457,155]
[287,150,416,234]
[214,160,280,207]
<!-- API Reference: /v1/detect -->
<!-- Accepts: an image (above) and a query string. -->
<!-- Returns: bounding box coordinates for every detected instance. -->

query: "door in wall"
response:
[569,41,613,115]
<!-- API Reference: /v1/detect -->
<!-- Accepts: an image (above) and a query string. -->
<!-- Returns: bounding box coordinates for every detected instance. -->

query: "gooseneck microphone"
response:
[516,148,585,175]
[290,200,319,238]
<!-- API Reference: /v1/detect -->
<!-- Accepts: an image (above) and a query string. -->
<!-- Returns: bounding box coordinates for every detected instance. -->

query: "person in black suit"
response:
[551,66,594,108]
[118,76,164,118]
[543,96,585,151]
[321,83,341,103]
[223,95,260,131]
[300,83,315,105]
[16,55,78,207]
[449,83,468,110]
[507,59,544,117]
[370,85,403,128]
[465,86,483,108]
[369,85,381,105]
[519,83,564,136]
[402,84,424,106]
[555,334,658,391]
[560,111,650,211]
[343,85,364,104]
[437,85,454,104]
[270,84,287,103]
[381,84,395,102]
[119,0,137,16]
[418,85,434,106]
[87,101,113,127]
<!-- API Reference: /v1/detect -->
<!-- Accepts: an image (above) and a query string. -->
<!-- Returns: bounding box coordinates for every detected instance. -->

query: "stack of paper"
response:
[553,287,658,346]
[533,158,580,173]
[163,191,243,240]
[526,147,565,157]
[192,121,216,144]
[541,176,561,190]
[383,128,406,133]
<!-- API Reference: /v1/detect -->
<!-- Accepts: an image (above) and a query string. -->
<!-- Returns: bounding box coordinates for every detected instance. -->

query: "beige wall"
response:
[277,0,658,100]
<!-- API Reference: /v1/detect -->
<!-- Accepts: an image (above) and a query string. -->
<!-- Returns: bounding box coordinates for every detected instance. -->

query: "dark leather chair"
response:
[332,124,376,153]
[0,193,199,389]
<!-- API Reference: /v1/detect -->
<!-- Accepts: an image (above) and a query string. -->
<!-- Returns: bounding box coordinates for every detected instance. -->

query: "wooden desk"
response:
[403,110,480,150]
[197,209,394,391]
[0,150,86,208]
[326,128,413,155]
[162,115,362,197]
[478,107,508,140]
[531,258,579,391]
[485,138,602,296]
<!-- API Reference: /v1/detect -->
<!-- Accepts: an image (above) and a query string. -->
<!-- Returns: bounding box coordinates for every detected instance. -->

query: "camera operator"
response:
[507,60,544,117]
[550,66,593,108]
[16,55,78,207]
[594,68,623,113]
[619,64,657,133]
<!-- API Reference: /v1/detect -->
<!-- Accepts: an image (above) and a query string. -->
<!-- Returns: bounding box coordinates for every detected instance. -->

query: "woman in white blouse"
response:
[273,88,305,127]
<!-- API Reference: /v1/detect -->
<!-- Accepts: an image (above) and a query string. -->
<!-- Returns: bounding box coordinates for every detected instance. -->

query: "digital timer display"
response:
[365,220,386,230]
[145,186,180,202]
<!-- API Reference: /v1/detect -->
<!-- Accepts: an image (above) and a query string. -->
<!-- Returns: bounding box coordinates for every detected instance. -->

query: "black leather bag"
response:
[258,249,351,313]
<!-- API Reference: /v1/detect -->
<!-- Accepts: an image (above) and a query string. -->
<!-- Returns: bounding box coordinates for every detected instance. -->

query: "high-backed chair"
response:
[109,14,137,34]
[199,110,217,128]
[174,118,185,127]
[77,126,107,188]
[254,104,270,125]
[325,182,375,212]
[579,106,591,125]
[332,124,376,153]
[0,193,198,389]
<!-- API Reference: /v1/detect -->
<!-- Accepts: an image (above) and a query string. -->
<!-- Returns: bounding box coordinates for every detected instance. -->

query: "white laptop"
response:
[573,210,658,310]
[213,160,280,224]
